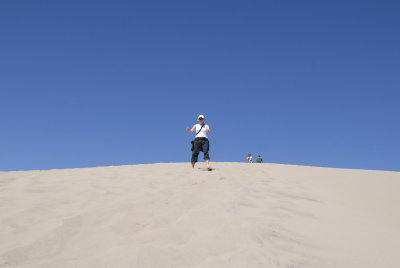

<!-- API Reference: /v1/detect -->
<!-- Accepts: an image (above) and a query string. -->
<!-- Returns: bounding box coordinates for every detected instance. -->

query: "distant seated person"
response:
[256,155,263,163]
[247,154,253,163]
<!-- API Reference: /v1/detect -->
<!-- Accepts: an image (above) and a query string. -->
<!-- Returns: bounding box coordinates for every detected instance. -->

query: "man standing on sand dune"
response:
[186,114,211,169]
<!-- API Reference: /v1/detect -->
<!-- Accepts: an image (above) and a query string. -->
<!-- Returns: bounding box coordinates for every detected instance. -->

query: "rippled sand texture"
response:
[1,163,399,268]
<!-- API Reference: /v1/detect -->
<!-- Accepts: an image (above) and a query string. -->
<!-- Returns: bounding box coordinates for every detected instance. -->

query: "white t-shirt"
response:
[195,124,209,138]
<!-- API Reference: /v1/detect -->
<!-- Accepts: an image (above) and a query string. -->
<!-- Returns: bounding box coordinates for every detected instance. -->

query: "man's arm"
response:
[206,125,211,134]
[186,125,196,133]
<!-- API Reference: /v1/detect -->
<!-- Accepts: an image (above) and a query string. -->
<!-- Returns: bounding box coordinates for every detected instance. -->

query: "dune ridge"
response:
[1,162,399,268]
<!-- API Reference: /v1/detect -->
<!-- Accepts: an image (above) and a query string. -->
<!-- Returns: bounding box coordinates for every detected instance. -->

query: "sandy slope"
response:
[0,163,399,268]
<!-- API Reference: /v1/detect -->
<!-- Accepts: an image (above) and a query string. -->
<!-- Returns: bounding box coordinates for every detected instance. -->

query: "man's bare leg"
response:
[191,162,196,168]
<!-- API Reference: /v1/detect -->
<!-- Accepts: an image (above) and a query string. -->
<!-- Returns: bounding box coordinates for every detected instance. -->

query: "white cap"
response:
[198,114,205,119]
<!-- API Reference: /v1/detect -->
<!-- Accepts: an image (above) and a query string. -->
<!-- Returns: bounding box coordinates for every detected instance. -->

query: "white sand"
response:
[0,162,399,268]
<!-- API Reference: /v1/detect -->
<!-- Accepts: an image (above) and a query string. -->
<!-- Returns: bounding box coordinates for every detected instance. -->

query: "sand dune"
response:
[0,163,399,268]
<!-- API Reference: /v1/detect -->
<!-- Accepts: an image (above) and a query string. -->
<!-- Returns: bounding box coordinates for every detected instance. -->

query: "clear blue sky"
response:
[1,0,399,171]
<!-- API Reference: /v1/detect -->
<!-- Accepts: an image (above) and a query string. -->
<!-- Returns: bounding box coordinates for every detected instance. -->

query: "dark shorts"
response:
[191,137,210,162]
